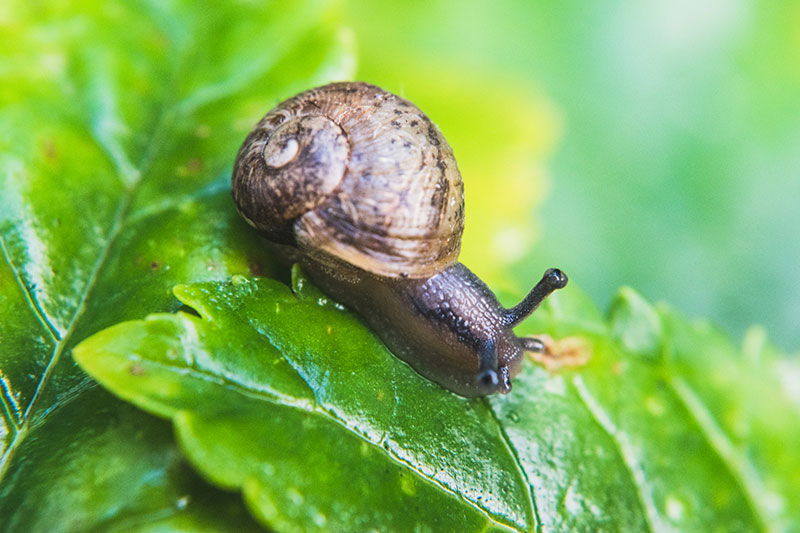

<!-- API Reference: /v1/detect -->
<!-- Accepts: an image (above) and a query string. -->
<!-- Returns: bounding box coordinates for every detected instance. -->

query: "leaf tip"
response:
[172,283,191,301]
[172,283,215,322]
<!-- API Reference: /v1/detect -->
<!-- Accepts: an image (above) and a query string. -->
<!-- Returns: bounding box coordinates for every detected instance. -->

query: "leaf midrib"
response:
[0,27,192,479]
[483,398,541,532]
[0,2,323,478]
[571,353,778,532]
[571,375,658,533]
[669,376,774,532]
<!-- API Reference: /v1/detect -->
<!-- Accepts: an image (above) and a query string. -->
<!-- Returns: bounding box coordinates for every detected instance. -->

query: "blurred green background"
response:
[344,0,800,352]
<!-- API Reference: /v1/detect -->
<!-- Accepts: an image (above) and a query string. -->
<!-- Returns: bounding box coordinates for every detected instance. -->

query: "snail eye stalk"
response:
[503,268,568,328]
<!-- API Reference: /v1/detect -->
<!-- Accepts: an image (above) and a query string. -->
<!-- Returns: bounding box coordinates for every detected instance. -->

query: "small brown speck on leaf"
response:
[42,138,58,161]
[186,158,203,173]
[176,157,203,177]
[150,261,161,270]
[130,363,145,376]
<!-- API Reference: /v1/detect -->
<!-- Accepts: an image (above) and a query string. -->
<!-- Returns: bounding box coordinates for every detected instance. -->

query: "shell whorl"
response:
[232,82,465,279]
[232,110,349,243]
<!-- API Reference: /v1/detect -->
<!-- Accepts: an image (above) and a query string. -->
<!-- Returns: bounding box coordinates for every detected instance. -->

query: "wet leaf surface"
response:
[76,269,800,532]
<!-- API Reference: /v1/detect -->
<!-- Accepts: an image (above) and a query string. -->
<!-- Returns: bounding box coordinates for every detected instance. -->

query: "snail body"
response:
[233,82,566,397]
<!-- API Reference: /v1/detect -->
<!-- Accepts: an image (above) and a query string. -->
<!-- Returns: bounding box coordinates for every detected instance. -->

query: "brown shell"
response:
[232,82,465,279]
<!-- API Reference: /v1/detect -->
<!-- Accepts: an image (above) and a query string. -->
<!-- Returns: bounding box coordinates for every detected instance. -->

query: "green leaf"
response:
[0,0,353,527]
[0,387,262,533]
[76,273,531,532]
[75,269,800,532]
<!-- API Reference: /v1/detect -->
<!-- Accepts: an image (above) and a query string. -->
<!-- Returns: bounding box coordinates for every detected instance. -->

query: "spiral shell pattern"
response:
[232,82,465,279]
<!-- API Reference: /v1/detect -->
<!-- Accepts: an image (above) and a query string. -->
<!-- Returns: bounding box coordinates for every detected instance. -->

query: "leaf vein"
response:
[572,375,659,533]
[243,305,526,530]
[669,377,775,532]
[0,374,22,432]
[120,177,230,232]
[0,234,60,341]
[0,50,183,479]
[483,398,539,532]
[0,11,281,476]
[136,354,517,531]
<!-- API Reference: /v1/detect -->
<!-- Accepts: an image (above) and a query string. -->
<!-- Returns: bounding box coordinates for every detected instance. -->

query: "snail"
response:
[232,82,567,397]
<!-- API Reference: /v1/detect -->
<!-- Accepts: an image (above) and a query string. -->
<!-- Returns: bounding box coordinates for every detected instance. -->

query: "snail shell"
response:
[232,82,464,279]
[232,81,569,397]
